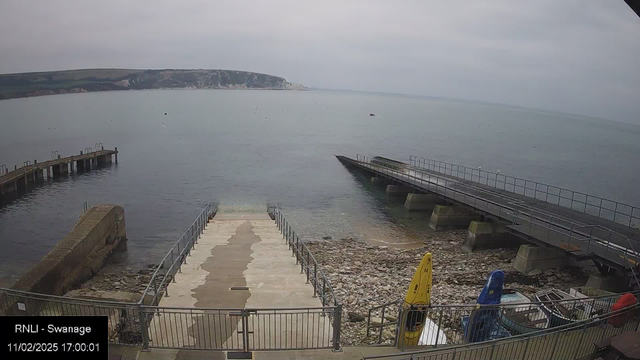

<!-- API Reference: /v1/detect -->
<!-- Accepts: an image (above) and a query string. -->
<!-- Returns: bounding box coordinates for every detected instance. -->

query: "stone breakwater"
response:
[307,230,594,346]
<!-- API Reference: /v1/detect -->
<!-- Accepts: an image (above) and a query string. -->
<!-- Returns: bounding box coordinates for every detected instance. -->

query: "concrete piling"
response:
[404,193,439,211]
[462,221,521,252]
[428,205,482,231]
[512,244,573,273]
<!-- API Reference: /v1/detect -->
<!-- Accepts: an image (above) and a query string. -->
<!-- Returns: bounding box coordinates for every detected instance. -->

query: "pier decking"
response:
[147,212,333,352]
[337,155,640,278]
[0,147,118,201]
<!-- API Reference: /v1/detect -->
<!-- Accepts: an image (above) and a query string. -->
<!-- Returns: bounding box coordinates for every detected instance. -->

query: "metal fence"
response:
[366,290,640,348]
[363,302,640,360]
[273,205,343,350]
[0,287,340,352]
[140,202,217,306]
[143,306,338,351]
[0,287,145,346]
[352,155,640,284]
[0,203,343,353]
[409,155,640,230]
[273,205,340,308]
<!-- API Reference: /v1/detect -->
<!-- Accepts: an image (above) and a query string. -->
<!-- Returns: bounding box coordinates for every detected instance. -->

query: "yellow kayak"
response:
[402,252,432,346]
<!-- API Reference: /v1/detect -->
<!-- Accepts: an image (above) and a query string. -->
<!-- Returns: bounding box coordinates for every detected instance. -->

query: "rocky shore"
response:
[307,230,595,346]
[64,264,162,302]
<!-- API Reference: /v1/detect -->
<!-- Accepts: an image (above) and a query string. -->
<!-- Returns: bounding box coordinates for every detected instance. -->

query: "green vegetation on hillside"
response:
[0,69,295,100]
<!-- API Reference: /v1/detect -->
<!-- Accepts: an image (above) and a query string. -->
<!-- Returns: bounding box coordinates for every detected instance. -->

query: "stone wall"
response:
[12,204,127,295]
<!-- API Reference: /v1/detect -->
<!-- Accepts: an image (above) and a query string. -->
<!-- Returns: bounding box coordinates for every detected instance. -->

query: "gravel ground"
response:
[307,231,595,346]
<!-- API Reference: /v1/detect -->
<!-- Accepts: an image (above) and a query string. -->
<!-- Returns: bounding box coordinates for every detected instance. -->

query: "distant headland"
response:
[0,68,308,100]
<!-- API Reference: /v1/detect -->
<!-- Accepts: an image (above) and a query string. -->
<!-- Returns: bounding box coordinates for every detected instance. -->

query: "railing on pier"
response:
[0,287,145,346]
[409,155,640,230]
[140,202,217,306]
[142,305,337,351]
[363,302,640,360]
[366,290,640,348]
[272,205,343,350]
[0,287,340,351]
[351,155,640,286]
[1,202,342,352]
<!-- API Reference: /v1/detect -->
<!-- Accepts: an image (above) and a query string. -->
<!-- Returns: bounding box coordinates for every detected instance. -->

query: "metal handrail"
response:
[371,289,639,313]
[409,155,640,229]
[273,205,342,351]
[272,205,340,307]
[407,155,640,289]
[363,301,640,359]
[366,289,640,345]
[140,202,216,305]
[140,305,336,311]
[353,155,639,271]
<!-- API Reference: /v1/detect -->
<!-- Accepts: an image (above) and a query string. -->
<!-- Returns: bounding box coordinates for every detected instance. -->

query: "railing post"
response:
[177,243,182,272]
[571,192,575,209]
[570,321,588,359]
[568,223,575,249]
[300,241,304,274]
[548,331,560,360]
[434,308,443,348]
[322,278,327,307]
[296,235,301,264]
[489,342,496,360]
[153,275,159,302]
[306,248,310,283]
[520,337,530,360]
[397,308,406,350]
[332,303,342,351]
[378,306,386,344]
[312,264,317,297]
[138,305,150,351]
[241,309,250,353]
[604,232,612,260]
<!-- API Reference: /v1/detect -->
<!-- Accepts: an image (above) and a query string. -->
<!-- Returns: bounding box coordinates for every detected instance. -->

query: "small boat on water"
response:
[498,289,550,334]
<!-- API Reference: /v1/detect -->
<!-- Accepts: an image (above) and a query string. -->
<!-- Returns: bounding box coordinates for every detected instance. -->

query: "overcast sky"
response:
[1,1,639,124]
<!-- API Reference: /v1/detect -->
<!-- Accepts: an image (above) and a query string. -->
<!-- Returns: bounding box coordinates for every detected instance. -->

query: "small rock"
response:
[348,312,365,322]
[322,236,332,240]
[528,269,542,276]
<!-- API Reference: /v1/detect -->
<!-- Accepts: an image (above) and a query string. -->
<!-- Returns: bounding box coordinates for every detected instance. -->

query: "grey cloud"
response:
[0,0,639,123]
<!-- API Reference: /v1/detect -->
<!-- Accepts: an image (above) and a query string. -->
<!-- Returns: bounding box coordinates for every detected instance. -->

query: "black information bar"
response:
[0,316,108,359]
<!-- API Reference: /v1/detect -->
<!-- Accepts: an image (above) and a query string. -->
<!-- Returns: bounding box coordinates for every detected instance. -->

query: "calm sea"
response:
[1,89,639,286]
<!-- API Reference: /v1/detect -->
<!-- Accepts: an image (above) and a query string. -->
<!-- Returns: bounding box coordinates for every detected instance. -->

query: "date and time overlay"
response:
[1,316,108,359]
